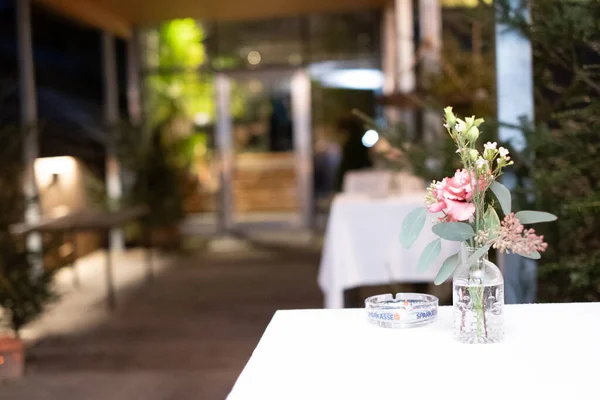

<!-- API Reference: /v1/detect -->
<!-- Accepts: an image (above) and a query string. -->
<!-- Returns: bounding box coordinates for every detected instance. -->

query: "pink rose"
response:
[426,169,485,222]
[444,199,476,222]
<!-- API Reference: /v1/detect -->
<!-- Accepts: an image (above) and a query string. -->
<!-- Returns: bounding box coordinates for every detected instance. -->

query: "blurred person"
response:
[268,95,293,152]
[334,115,373,192]
[313,127,341,204]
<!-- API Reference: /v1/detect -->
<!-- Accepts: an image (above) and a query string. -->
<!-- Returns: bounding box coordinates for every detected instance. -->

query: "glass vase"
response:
[453,245,504,344]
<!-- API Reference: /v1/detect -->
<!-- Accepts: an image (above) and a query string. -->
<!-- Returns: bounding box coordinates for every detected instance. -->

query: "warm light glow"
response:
[34,156,76,188]
[0,355,4,365]
[247,50,262,65]
[194,112,210,126]
[362,130,379,148]
[442,0,492,7]
[248,79,263,93]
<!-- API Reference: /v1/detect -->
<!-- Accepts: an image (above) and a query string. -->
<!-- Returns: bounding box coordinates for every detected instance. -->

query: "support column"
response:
[394,0,417,137]
[419,0,443,144]
[495,0,535,304]
[127,30,142,128]
[17,0,43,274]
[419,0,442,74]
[381,4,399,125]
[291,69,313,230]
[102,31,124,251]
[138,28,156,153]
[215,73,234,233]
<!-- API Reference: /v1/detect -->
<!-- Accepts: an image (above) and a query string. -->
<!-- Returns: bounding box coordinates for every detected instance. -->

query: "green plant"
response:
[138,20,226,232]
[0,240,54,336]
[119,120,185,231]
[146,20,213,128]
[399,108,556,343]
[399,108,555,283]
[496,0,600,302]
[0,126,54,336]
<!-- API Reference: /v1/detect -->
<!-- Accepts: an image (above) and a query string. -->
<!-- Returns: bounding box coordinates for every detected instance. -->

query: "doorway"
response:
[215,68,312,232]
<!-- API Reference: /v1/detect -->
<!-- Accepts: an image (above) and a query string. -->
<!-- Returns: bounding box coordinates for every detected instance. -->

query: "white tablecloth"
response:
[318,193,460,308]
[227,303,600,400]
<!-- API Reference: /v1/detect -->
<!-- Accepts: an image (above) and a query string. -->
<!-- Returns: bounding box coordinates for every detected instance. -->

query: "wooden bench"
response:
[11,206,151,310]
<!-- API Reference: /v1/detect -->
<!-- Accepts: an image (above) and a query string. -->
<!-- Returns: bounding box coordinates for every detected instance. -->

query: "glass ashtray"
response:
[365,293,439,328]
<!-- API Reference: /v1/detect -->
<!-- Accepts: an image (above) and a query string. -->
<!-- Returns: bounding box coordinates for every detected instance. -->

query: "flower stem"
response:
[482,297,489,338]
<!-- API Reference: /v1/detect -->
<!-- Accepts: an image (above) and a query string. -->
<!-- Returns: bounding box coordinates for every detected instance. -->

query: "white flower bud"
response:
[444,107,456,128]
[499,147,510,159]
[484,142,497,151]
[465,126,480,141]
[469,149,479,162]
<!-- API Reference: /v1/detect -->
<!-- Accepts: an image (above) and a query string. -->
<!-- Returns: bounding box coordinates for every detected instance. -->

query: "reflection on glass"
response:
[230,71,298,219]
[231,72,293,153]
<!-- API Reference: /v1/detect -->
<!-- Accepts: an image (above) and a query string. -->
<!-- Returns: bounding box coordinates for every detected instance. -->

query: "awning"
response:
[36,0,388,38]
[35,0,490,39]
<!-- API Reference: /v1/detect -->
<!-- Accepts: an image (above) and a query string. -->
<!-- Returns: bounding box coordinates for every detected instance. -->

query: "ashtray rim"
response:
[365,292,439,329]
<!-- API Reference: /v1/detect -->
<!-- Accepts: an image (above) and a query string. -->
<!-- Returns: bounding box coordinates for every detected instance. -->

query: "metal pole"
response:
[105,232,116,310]
[17,0,43,275]
[419,0,443,144]
[215,73,234,233]
[127,30,153,282]
[394,0,417,137]
[102,31,124,251]
[291,69,313,230]
[127,29,142,128]
[495,0,535,304]
[71,230,80,288]
[145,229,154,282]
[419,0,442,72]
[138,28,155,152]
[382,5,400,125]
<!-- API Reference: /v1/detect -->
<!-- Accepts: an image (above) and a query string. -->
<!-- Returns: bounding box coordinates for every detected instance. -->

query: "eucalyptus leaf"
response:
[432,222,475,241]
[483,207,501,238]
[490,181,512,216]
[517,250,541,260]
[514,211,557,224]
[464,243,492,266]
[416,239,442,273]
[434,252,460,285]
[400,207,427,248]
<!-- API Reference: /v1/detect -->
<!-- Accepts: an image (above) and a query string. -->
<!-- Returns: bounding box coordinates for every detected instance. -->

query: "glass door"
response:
[215,69,312,232]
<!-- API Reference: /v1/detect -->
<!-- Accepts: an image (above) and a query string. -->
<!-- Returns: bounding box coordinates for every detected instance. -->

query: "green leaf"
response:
[400,208,427,248]
[432,222,475,241]
[465,243,492,266]
[515,211,557,224]
[416,239,442,273]
[434,252,460,285]
[473,118,485,127]
[483,207,500,238]
[517,250,541,260]
[490,181,512,216]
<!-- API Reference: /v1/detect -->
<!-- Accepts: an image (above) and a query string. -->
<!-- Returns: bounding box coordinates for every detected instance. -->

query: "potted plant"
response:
[400,107,557,343]
[118,116,186,250]
[0,237,54,378]
[0,126,54,377]
[139,130,186,250]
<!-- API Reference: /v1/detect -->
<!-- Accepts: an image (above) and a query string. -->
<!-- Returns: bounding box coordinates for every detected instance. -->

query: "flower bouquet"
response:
[400,107,557,343]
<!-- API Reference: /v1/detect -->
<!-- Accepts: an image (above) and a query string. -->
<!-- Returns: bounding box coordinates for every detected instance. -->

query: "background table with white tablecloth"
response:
[318,193,460,308]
